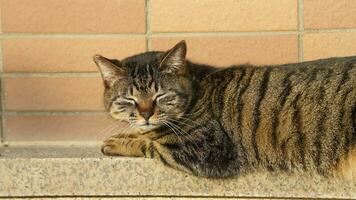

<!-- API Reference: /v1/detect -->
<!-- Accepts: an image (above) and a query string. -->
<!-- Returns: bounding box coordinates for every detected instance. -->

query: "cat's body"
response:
[94,41,356,179]
[185,57,356,178]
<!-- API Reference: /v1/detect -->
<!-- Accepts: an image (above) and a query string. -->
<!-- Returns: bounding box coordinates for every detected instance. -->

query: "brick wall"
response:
[0,0,355,143]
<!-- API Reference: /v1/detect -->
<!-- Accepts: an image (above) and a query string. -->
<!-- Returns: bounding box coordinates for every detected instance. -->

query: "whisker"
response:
[164,115,202,127]
[95,121,127,140]
[164,121,199,149]
[158,112,201,126]
[110,123,130,135]
[168,118,196,128]
[162,121,184,144]
[95,121,121,136]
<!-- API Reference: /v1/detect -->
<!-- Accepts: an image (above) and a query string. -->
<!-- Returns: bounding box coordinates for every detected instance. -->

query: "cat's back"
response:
[202,56,355,179]
[205,56,356,109]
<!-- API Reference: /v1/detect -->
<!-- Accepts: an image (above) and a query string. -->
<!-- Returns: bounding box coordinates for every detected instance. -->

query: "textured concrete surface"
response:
[8,198,285,200]
[0,145,355,199]
[8,198,290,200]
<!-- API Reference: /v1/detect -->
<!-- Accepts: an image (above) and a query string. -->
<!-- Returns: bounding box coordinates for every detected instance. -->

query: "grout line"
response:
[298,35,304,62]
[0,33,146,39]
[5,141,102,146]
[146,0,152,51]
[3,111,107,116]
[144,0,148,51]
[149,31,300,37]
[0,28,354,40]
[0,41,4,143]
[298,0,304,31]
[1,72,101,77]
[303,28,356,33]
[298,0,304,62]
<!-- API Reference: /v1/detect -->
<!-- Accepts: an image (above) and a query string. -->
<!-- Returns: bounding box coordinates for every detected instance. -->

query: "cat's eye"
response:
[155,93,177,107]
[156,93,165,98]
[116,98,137,106]
[114,102,132,106]
[125,97,136,102]
[154,93,165,104]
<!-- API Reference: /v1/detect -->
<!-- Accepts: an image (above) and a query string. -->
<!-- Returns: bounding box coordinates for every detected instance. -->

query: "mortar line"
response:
[150,31,299,37]
[5,141,102,146]
[149,28,356,34]
[0,33,146,39]
[0,41,4,143]
[3,111,107,116]
[303,28,356,33]
[298,34,304,62]
[0,28,355,40]
[298,0,304,62]
[0,72,101,77]
[144,0,148,51]
[146,0,152,51]
[149,28,356,38]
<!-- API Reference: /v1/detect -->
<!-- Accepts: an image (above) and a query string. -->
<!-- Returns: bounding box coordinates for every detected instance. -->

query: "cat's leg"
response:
[101,135,149,157]
[101,132,196,174]
[101,121,237,177]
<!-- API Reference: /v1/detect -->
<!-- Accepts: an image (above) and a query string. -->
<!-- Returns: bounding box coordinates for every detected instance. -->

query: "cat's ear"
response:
[159,40,187,75]
[93,55,126,88]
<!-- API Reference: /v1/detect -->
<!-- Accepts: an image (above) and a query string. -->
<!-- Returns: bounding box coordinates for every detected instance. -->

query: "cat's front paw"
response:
[101,138,121,156]
[100,136,149,157]
[101,133,137,156]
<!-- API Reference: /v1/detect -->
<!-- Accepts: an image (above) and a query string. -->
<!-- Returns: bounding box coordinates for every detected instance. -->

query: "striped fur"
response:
[95,41,356,179]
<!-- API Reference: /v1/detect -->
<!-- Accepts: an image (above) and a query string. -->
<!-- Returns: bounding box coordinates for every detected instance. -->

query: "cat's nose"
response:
[137,100,154,122]
[140,110,153,121]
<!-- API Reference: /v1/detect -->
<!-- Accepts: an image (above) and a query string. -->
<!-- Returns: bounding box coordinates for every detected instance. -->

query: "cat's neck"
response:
[183,61,217,116]
[186,60,217,81]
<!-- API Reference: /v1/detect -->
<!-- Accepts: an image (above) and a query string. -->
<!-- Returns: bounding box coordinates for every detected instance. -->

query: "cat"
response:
[93,40,355,179]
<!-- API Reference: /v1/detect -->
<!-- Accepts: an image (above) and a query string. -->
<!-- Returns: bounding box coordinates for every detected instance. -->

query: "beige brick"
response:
[151,36,298,66]
[0,4,2,33]
[304,0,356,29]
[1,0,145,33]
[4,77,105,111]
[4,114,131,141]
[3,38,146,72]
[151,0,297,32]
[303,32,356,61]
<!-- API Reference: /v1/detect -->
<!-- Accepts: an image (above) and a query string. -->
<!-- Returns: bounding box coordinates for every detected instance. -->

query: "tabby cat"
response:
[93,41,355,179]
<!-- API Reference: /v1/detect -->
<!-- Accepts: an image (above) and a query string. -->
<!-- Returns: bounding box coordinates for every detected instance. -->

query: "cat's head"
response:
[93,40,192,132]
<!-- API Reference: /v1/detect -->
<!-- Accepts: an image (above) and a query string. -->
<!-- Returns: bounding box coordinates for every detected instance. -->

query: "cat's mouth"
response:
[136,122,160,132]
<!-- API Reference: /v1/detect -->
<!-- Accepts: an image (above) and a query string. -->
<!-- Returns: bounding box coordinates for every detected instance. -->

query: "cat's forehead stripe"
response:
[132,63,156,92]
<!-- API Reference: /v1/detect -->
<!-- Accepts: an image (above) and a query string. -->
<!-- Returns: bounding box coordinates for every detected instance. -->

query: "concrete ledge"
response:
[0,145,355,199]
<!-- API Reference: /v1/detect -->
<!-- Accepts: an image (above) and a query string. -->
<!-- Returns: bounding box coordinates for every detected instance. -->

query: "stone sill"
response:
[0,145,355,199]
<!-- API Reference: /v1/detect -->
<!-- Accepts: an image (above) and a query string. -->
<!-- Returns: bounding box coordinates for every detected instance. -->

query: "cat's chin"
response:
[136,124,159,133]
